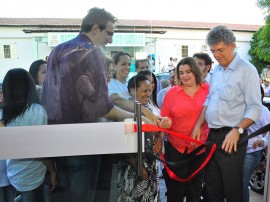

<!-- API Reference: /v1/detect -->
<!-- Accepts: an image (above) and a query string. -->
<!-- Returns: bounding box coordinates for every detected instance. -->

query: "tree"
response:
[248,28,266,74]
[257,0,270,22]
[248,0,270,74]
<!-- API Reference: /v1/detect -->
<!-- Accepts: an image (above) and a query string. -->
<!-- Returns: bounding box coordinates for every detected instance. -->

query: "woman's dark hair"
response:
[80,7,117,33]
[137,70,158,107]
[112,51,131,79]
[29,59,47,85]
[1,68,39,125]
[176,57,203,85]
[127,75,149,94]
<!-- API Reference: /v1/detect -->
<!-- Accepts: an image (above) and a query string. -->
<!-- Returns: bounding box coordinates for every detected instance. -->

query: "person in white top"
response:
[108,51,132,100]
[263,79,270,96]
[243,85,270,202]
[1,68,57,202]
[0,160,16,202]
[260,63,270,81]
[164,57,175,72]
[107,52,171,201]
[109,52,161,124]
[157,68,176,108]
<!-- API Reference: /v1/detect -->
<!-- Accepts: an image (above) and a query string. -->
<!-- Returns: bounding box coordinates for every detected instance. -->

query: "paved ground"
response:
[159,178,263,202]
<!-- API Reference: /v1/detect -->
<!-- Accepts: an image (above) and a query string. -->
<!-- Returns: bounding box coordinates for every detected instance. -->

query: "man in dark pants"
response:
[192,25,261,202]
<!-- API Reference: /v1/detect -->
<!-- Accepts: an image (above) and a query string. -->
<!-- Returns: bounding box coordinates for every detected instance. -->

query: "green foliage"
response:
[249,28,267,73]
[250,0,270,73]
[257,24,270,60]
[257,0,270,22]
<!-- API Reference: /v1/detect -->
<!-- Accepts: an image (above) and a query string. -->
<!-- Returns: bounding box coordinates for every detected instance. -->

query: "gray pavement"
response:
[159,178,263,202]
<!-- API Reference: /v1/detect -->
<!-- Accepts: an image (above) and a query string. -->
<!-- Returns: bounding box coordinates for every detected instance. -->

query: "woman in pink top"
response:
[161,57,209,202]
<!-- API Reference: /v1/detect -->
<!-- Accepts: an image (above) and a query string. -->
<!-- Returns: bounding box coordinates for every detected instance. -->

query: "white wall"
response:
[0,26,255,80]
[150,29,254,72]
[0,27,52,80]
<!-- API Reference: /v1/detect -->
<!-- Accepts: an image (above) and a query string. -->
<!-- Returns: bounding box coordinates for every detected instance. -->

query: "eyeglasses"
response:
[210,43,232,55]
[210,48,225,55]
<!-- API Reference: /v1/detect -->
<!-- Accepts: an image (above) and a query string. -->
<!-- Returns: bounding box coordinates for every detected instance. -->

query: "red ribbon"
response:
[134,124,216,182]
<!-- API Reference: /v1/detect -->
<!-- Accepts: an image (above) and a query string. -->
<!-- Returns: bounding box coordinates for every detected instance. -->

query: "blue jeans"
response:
[20,183,44,202]
[0,185,16,202]
[50,155,101,202]
[243,150,264,202]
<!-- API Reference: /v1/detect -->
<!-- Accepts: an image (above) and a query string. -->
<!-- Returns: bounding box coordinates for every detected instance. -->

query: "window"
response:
[0,44,17,59]
[182,45,188,57]
[4,45,11,58]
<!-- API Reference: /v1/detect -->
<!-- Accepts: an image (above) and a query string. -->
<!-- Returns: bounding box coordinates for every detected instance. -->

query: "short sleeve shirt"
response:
[161,83,209,153]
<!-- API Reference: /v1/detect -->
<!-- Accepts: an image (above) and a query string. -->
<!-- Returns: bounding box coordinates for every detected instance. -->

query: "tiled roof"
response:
[0,18,262,32]
[117,19,262,32]
[22,27,167,34]
[0,18,81,26]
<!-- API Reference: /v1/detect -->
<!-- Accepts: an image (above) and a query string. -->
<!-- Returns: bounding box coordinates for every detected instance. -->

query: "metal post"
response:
[135,101,143,178]
[134,101,137,122]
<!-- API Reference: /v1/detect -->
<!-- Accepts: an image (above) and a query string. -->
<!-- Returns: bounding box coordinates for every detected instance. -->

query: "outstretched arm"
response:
[103,105,152,124]
[110,93,159,124]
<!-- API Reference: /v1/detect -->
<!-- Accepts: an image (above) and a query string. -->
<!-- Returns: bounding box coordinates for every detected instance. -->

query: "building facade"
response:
[0,18,261,80]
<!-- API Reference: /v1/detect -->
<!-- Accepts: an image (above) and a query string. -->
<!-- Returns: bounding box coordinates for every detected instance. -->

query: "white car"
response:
[263,96,270,110]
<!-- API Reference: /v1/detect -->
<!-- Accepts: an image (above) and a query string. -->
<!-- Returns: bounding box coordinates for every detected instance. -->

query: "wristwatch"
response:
[233,126,244,135]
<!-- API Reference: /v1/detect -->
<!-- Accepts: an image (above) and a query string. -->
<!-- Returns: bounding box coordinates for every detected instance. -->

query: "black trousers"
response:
[163,141,203,202]
[94,154,119,202]
[205,128,247,202]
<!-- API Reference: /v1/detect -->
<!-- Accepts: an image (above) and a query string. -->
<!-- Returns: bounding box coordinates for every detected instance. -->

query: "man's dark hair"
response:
[135,59,149,70]
[80,7,117,33]
[193,52,212,66]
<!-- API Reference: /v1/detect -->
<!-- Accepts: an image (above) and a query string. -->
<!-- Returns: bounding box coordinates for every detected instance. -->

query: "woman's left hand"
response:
[191,124,201,148]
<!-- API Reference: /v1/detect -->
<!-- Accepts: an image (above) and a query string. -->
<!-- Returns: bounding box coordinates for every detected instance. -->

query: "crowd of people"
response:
[0,6,268,202]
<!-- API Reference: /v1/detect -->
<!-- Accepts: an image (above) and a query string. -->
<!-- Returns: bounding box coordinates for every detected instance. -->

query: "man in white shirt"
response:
[157,68,176,108]
[260,63,270,81]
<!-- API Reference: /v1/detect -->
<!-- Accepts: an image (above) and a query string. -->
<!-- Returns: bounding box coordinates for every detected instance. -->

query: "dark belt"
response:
[210,127,232,133]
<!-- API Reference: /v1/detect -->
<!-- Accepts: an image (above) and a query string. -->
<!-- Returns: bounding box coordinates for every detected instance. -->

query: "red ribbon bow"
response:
[134,124,216,182]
